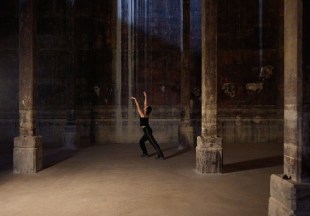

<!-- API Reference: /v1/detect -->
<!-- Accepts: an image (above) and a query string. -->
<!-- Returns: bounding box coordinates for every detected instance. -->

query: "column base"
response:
[196,136,222,174]
[64,125,78,150]
[13,136,43,174]
[178,125,194,150]
[269,174,310,216]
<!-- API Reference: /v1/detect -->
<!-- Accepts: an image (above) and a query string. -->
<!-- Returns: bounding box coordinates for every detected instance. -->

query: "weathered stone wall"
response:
[0,0,284,152]
[110,0,183,144]
[218,0,283,106]
[87,107,181,144]
[218,109,283,145]
[36,0,185,146]
[36,0,67,148]
[190,0,284,146]
[0,0,19,152]
[216,0,284,145]
[119,0,182,106]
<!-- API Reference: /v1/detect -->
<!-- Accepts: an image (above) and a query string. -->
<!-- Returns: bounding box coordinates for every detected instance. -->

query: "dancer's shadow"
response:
[43,148,76,169]
[163,146,192,160]
[223,155,283,173]
[147,146,192,159]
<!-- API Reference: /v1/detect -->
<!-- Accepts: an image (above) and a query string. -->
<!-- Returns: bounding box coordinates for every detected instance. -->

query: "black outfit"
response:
[139,117,164,159]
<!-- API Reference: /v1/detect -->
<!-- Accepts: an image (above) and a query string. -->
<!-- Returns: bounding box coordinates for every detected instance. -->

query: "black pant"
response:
[139,126,164,157]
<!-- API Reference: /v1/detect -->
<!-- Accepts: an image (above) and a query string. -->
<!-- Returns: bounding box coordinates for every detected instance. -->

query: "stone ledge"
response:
[197,135,222,148]
[178,125,194,133]
[14,136,42,148]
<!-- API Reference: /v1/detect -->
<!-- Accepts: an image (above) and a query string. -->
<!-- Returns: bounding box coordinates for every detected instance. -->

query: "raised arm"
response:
[131,97,144,117]
[143,91,147,109]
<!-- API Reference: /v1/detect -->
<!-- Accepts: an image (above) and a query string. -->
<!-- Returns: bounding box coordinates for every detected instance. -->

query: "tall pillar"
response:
[268,1,310,215]
[196,0,222,174]
[179,0,194,149]
[64,0,78,149]
[14,0,42,173]
[114,0,123,143]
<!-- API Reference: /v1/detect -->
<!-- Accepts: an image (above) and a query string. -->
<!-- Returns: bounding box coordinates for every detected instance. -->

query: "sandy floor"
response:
[0,142,283,216]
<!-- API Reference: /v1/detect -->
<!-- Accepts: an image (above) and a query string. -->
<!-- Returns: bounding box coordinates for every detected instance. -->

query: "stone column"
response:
[179,0,194,150]
[63,0,79,149]
[13,0,42,173]
[268,1,310,215]
[196,0,222,174]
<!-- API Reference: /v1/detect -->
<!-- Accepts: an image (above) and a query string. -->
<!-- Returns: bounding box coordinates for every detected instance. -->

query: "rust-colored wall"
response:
[0,0,19,151]
[216,0,284,145]
[0,0,18,110]
[218,0,283,107]
[0,0,286,149]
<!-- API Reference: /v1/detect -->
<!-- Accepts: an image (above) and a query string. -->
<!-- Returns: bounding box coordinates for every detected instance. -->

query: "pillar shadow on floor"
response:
[0,152,13,172]
[0,149,76,172]
[223,155,283,173]
[43,148,76,169]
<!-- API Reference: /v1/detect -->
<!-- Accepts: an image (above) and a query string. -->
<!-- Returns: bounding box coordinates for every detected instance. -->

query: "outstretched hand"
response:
[143,91,147,97]
[131,96,136,100]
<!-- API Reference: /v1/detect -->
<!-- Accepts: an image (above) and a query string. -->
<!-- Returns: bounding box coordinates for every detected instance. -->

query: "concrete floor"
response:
[0,142,283,216]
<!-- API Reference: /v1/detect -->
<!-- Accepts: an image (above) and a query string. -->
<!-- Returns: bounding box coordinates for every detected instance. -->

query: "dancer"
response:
[131,91,165,160]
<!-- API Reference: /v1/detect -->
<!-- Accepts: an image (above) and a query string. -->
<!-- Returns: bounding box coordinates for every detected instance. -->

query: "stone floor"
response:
[0,142,283,216]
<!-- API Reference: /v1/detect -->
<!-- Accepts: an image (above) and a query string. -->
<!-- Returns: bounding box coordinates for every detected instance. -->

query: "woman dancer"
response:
[131,91,165,160]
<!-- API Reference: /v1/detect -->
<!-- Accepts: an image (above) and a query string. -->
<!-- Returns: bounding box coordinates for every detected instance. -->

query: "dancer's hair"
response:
[146,106,152,115]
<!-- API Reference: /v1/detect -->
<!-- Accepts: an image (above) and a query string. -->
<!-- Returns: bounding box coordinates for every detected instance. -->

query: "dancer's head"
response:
[145,106,152,115]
